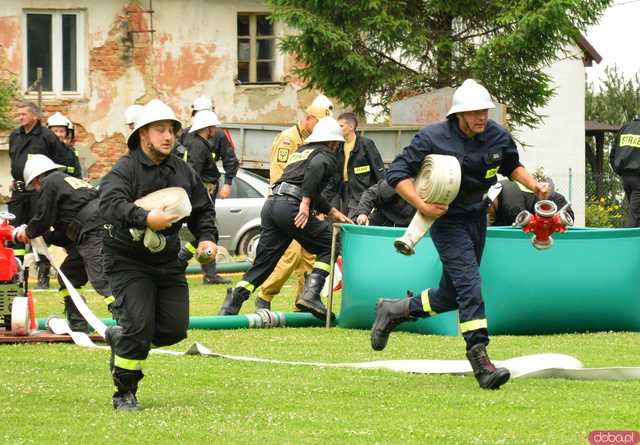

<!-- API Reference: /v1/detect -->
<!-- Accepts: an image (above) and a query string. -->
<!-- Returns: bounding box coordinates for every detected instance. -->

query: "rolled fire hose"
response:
[394,154,461,255]
[131,187,192,252]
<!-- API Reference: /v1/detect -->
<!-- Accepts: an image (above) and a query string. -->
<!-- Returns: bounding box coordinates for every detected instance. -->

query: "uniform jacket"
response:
[59,144,82,178]
[180,127,239,184]
[99,146,218,264]
[331,135,385,216]
[275,142,338,215]
[269,123,309,184]
[387,118,521,216]
[25,171,100,246]
[610,118,640,176]
[356,179,415,227]
[9,121,67,182]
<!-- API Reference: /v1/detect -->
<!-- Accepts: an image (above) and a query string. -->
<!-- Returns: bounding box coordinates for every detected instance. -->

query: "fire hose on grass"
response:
[394,155,462,255]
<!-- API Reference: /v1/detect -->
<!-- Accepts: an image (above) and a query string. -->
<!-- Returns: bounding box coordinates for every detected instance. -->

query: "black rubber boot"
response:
[255,297,271,311]
[64,296,89,333]
[112,367,144,411]
[466,344,511,390]
[202,262,231,285]
[295,272,335,321]
[36,262,51,289]
[370,295,415,351]
[218,287,250,315]
[105,325,123,373]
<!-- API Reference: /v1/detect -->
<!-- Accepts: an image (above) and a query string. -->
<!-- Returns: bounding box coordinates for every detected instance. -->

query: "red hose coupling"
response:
[513,200,573,250]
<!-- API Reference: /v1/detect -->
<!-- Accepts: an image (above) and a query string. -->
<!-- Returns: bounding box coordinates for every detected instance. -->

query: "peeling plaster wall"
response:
[0,0,315,185]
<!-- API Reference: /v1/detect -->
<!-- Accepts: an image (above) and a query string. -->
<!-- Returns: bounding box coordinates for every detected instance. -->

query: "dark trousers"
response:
[105,251,189,364]
[414,213,490,349]
[242,196,332,287]
[622,175,640,228]
[58,229,111,297]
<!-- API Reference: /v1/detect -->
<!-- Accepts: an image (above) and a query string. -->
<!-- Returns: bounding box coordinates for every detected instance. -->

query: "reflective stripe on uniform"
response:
[183,150,188,162]
[620,134,640,148]
[103,296,115,305]
[459,319,488,333]
[313,261,331,273]
[236,280,255,293]
[485,166,500,179]
[114,355,143,371]
[13,249,26,256]
[185,242,196,254]
[354,165,371,174]
[59,287,83,299]
[420,289,436,315]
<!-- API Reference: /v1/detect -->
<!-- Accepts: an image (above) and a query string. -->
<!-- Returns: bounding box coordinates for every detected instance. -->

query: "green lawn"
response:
[3,273,639,445]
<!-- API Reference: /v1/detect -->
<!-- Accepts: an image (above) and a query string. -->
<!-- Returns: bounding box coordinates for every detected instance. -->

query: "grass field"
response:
[3,273,639,445]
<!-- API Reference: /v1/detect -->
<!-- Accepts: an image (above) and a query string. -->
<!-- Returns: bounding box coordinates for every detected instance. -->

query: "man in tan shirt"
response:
[256,94,334,310]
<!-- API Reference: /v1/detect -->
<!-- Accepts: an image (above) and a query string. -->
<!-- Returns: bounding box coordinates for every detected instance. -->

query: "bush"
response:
[585,199,624,227]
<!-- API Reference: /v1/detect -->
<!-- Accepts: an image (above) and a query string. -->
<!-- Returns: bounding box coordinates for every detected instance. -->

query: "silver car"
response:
[215,169,268,257]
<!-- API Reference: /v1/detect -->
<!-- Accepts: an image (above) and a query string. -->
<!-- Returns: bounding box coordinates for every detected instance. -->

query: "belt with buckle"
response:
[271,182,303,200]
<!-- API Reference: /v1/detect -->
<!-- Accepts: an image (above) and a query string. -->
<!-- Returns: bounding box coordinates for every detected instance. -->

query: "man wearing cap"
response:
[47,112,82,179]
[218,117,352,319]
[8,101,68,289]
[99,99,218,411]
[370,79,550,390]
[252,94,334,311]
[13,154,112,332]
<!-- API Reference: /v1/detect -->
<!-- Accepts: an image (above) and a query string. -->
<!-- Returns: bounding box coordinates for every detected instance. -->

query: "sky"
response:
[585,0,640,86]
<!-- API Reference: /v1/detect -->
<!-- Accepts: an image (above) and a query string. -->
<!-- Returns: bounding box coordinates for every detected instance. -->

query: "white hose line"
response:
[31,233,640,382]
[395,154,461,255]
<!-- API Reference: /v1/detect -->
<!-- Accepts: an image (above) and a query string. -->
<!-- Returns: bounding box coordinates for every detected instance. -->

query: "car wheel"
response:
[238,228,260,260]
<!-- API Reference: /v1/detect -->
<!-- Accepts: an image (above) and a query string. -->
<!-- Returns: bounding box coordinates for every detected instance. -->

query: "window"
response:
[237,14,275,83]
[23,11,84,95]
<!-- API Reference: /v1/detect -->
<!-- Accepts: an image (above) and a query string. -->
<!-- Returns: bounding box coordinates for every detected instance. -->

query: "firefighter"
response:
[610,117,640,227]
[218,117,352,319]
[253,94,334,311]
[370,79,550,390]
[13,154,112,333]
[334,112,385,219]
[488,179,573,226]
[124,104,144,131]
[355,179,416,227]
[99,99,218,411]
[179,101,239,284]
[47,112,82,179]
[8,101,67,289]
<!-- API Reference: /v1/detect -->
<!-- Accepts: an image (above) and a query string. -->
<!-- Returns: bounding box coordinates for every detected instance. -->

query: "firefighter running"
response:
[217,117,352,320]
[99,99,218,411]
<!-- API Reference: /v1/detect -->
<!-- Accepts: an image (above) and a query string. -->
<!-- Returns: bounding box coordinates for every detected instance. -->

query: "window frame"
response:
[22,10,86,98]
[236,13,281,85]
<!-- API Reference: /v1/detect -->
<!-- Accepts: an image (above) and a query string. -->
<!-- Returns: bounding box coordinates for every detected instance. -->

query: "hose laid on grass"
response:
[37,312,324,331]
[185,260,252,275]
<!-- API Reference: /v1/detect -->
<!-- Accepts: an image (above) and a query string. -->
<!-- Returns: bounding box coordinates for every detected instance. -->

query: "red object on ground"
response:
[0,217,18,281]
[27,291,37,331]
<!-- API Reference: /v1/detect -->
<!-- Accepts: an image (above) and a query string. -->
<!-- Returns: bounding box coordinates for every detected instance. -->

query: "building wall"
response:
[0,0,314,195]
[514,47,586,226]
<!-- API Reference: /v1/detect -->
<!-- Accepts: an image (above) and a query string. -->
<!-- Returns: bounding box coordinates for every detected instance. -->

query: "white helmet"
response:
[305,117,345,143]
[65,117,74,131]
[124,104,144,125]
[127,99,182,149]
[23,154,65,189]
[446,79,495,117]
[192,95,214,112]
[189,110,221,133]
[305,94,334,119]
[47,112,70,128]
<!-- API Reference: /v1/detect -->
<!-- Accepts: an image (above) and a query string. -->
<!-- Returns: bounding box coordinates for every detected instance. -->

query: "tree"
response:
[584,66,640,226]
[0,77,17,131]
[269,0,610,128]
